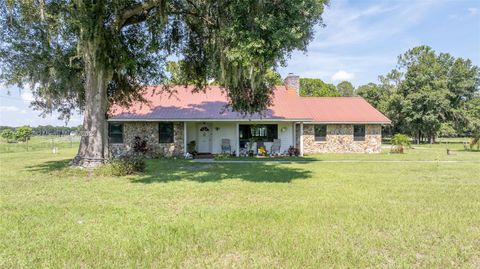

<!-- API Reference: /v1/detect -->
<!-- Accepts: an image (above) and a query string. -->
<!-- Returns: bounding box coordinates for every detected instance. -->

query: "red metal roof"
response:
[109,85,391,124]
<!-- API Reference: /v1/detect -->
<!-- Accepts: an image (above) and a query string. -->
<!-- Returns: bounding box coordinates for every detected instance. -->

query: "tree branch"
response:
[114,1,216,31]
[114,1,162,31]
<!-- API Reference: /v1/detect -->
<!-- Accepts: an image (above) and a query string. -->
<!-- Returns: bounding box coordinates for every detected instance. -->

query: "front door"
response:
[197,124,212,153]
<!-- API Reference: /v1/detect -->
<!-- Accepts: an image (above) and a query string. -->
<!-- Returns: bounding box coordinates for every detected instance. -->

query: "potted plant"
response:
[187,140,197,156]
[258,146,267,156]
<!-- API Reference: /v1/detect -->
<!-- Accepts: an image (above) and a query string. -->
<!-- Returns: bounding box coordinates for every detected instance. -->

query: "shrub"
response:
[132,136,148,154]
[187,140,197,155]
[288,146,300,156]
[98,156,146,176]
[391,133,411,153]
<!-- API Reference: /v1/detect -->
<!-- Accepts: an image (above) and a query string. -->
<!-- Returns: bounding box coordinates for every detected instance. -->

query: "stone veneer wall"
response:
[301,124,382,154]
[108,122,184,158]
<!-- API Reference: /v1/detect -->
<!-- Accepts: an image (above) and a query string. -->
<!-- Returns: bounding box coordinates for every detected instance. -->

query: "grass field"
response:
[0,135,80,153]
[1,142,479,268]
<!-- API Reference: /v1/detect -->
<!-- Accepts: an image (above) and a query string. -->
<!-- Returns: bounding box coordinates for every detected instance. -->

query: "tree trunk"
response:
[72,41,111,168]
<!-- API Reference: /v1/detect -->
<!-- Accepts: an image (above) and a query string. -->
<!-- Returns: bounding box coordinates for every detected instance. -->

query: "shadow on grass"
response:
[462,149,480,152]
[131,159,312,184]
[23,158,312,183]
[24,158,89,177]
[24,159,71,173]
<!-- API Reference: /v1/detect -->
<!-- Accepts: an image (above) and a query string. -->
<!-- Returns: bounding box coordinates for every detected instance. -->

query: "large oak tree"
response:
[0,0,328,166]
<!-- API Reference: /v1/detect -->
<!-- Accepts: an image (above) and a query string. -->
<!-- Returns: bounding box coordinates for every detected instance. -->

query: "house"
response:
[107,74,391,157]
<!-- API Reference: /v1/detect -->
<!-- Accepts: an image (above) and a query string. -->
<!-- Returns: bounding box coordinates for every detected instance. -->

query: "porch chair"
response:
[221,139,231,154]
[270,139,281,155]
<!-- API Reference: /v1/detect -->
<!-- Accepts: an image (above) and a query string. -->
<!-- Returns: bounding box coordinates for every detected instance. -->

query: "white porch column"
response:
[235,123,240,156]
[292,122,296,148]
[183,122,187,155]
[299,122,304,156]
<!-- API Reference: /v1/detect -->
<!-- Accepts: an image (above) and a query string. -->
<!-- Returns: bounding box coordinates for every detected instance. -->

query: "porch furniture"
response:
[221,139,232,153]
[271,139,281,155]
[239,147,248,157]
[243,141,255,156]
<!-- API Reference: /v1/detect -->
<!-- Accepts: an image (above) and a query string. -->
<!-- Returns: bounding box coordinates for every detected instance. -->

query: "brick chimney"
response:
[284,73,300,95]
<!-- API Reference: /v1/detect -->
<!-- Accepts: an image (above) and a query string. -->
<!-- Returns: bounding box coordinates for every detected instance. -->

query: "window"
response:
[314,125,327,141]
[239,124,278,142]
[108,123,124,143]
[353,125,365,141]
[251,125,267,137]
[159,122,174,143]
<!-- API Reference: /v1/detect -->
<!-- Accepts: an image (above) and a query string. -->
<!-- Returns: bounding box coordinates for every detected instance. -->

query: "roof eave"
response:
[107,118,313,122]
[308,121,392,125]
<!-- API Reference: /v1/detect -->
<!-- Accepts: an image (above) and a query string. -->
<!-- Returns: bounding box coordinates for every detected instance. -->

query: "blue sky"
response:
[0,0,479,127]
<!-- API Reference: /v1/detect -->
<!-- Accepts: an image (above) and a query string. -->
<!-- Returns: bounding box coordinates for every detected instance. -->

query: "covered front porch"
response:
[106,120,307,158]
[183,121,305,156]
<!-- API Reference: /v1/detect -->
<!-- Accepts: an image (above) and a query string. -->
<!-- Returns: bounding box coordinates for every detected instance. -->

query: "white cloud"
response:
[309,0,441,49]
[21,91,34,103]
[278,0,449,85]
[0,105,20,112]
[331,70,355,81]
[279,50,399,85]
[468,7,478,16]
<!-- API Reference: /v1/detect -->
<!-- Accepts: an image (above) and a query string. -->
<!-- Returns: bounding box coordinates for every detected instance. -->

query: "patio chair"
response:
[271,139,281,155]
[221,139,231,154]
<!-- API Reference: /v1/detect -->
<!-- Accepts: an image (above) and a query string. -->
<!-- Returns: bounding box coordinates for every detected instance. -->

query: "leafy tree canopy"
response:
[166,61,283,86]
[0,0,328,166]
[356,83,385,108]
[1,0,328,115]
[357,45,479,142]
[265,69,283,86]
[299,78,340,97]
[1,129,15,142]
[336,81,354,96]
[15,126,33,142]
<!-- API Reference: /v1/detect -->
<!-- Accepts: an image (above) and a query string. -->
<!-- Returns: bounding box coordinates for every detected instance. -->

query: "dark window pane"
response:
[109,123,123,143]
[314,125,327,141]
[353,125,365,141]
[266,125,278,141]
[239,124,278,142]
[159,122,174,143]
[239,125,249,140]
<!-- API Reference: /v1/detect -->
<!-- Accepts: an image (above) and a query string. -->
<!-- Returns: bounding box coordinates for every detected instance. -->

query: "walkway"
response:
[191,159,479,164]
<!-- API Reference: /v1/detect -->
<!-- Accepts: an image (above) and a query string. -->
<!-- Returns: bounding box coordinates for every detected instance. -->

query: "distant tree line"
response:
[0,125,82,137]
[299,46,479,143]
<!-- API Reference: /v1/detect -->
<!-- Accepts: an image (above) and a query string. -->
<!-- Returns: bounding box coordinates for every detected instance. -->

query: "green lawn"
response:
[0,135,80,153]
[1,145,479,268]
